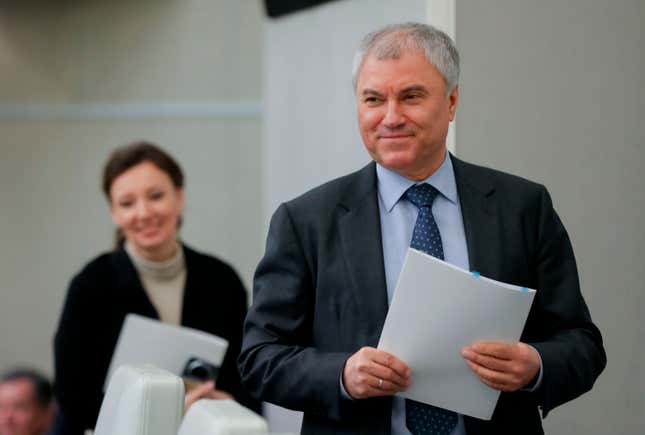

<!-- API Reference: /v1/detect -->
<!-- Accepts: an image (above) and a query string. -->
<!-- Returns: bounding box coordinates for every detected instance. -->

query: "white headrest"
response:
[178,399,268,435]
[94,364,184,435]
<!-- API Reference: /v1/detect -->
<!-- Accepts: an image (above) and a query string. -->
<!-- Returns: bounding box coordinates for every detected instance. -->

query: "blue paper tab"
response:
[472,271,480,278]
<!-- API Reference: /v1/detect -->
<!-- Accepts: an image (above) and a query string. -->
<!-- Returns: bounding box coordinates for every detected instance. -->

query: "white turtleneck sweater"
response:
[125,242,186,325]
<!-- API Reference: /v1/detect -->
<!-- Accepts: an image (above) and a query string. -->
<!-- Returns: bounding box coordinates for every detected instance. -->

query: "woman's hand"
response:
[184,380,233,413]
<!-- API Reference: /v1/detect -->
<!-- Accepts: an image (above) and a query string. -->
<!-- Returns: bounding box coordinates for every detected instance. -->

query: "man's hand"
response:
[461,341,540,392]
[342,347,411,399]
[184,381,233,413]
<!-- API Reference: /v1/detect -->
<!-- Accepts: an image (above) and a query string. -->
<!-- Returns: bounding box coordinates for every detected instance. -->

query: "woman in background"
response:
[53,142,258,434]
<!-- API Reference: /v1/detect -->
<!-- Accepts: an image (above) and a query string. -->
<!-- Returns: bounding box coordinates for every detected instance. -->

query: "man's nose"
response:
[382,100,405,128]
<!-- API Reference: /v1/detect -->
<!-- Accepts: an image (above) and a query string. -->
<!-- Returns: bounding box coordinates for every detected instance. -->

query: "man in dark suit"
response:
[239,23,605,434]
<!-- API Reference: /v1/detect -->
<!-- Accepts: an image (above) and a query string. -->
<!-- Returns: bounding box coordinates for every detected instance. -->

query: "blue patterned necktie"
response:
[404,183,458,435]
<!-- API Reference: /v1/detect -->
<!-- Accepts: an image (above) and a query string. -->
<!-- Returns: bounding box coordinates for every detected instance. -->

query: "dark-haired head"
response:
[102,141,184,200]
[0,368,55,434]
[102,142,185,253]
[0,368,52,408]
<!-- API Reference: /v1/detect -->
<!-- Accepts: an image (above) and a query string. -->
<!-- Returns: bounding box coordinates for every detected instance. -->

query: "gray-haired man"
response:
[239,22,605,434]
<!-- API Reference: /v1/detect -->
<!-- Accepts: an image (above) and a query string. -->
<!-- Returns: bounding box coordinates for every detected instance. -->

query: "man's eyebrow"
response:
[361,88,383,97]
[399,85,429,94]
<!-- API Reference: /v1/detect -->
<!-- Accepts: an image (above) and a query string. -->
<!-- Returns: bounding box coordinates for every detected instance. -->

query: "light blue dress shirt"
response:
[377,153,468,435]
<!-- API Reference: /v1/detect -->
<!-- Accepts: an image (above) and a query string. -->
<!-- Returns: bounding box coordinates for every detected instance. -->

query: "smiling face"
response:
[109,161,184,261]
[356,50,459,180]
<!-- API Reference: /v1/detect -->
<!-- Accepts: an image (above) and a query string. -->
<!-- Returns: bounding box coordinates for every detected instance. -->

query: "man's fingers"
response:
[463,341,540,391]
[462,348,510,372]
[469,341,514,360]
[466,361,515,387]
[354,347,411,386]
[465,360,525,392]
[478,376,514,392]
[343,347,412,399]
[371,377,402,394]
[370,349,411,378]
[364,363,409,388]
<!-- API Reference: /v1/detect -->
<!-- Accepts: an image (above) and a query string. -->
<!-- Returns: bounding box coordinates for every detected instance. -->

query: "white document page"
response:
[105,314,228,391]
[378,248,536,420]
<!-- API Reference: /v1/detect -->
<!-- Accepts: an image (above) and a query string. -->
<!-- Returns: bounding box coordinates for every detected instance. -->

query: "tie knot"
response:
[405,183,439,208]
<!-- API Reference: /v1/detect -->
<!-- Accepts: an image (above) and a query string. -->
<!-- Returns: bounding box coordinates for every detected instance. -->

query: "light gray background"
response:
[456,1,644,433]
[1,0,643,433]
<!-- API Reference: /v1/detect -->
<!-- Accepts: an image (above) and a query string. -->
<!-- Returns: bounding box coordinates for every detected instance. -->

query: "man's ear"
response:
[448,85,459,121]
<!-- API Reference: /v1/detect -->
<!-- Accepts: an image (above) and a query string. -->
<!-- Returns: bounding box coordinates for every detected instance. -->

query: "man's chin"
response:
[378,156,417,173]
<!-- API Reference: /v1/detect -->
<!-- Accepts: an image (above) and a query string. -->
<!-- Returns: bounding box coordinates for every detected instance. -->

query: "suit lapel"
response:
[338,163,389,346]
[451,155,503,279]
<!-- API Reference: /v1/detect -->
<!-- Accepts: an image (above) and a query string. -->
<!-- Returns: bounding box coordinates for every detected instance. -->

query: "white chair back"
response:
[177,399,268,435]
[94,364,184,435]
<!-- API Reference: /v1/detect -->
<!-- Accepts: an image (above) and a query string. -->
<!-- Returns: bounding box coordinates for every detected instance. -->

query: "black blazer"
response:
[239,156,606,435]
[53,244,259,434]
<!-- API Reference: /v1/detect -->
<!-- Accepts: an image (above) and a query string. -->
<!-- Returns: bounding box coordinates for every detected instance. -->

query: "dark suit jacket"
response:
[239,156,606,434]
[53,244,259,434]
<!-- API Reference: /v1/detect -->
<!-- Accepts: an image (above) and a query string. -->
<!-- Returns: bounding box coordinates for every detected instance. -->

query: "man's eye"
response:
[119,201,133,208]
[150,192,164,200]
[364,97,381,104]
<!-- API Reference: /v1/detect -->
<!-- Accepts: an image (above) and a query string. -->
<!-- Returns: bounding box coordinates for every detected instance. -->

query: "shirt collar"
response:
[376,152,459,212]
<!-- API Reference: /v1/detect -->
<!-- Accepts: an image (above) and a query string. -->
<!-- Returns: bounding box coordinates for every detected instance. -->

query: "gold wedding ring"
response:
[378,378,383,388]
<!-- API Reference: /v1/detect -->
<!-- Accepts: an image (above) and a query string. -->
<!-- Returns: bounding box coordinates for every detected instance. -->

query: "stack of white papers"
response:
[378,248,535,420]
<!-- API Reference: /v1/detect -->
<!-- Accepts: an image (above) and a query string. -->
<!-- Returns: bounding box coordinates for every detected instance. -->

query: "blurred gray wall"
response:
[0,0,263,376]
[456,0,644,433]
